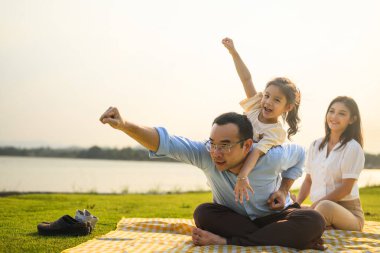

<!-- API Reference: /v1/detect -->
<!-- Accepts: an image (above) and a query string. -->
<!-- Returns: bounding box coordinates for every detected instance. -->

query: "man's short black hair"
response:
[212,112,253,141]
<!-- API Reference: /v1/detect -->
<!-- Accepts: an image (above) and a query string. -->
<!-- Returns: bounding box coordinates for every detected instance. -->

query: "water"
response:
[1,156,380,194]
[0,156,208,193]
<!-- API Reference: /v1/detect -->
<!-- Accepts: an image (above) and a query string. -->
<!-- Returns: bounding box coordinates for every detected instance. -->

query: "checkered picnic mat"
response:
[62,218,380,253]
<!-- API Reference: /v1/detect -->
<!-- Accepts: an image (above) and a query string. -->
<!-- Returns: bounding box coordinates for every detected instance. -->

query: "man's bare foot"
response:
[192,227,227,246]
[304,237,326,251]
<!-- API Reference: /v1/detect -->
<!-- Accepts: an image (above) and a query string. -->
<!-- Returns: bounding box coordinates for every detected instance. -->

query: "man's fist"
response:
[99,107,124,131]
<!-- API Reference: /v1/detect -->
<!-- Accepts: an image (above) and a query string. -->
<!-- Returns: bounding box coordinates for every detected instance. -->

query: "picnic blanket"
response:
[62,218,380,253]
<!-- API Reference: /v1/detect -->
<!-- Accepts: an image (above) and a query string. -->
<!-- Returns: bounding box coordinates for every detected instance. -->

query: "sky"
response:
[1,0,380,153]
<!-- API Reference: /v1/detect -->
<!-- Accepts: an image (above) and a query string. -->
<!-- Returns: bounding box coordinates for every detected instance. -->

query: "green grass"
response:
[0,186,379,253]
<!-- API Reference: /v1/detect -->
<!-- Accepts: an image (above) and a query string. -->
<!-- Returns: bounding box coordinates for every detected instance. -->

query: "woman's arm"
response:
[222,37,257,98]
[296,174,312,204]
[310,178,356,209]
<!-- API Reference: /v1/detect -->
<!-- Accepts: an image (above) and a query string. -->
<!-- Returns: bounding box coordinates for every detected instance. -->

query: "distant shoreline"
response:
[1,152,380,168]
[0,190,212,197]
[2,185,380,197]
[0,146,178,163]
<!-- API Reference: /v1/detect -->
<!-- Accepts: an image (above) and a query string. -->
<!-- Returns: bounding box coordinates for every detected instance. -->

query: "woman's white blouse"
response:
[305,138,365,202]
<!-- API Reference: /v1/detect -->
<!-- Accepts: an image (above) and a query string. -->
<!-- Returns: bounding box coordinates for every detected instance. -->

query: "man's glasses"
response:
[204,139,246,154]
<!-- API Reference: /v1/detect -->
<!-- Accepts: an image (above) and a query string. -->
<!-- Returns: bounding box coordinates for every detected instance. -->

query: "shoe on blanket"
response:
[37,215,91,236]
[75,209,98,229]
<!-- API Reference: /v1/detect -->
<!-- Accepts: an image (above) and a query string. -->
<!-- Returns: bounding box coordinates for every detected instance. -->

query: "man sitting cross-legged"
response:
[100,107,325,250]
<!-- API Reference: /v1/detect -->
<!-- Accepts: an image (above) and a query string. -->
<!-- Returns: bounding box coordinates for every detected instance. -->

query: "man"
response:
[100,107,325,250]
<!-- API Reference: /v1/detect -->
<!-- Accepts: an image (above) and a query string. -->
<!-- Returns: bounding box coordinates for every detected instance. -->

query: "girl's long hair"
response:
[266,77,301,139]
[318,96,363,151]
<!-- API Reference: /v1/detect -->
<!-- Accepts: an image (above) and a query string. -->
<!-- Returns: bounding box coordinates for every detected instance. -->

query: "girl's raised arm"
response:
[222,37,257,98]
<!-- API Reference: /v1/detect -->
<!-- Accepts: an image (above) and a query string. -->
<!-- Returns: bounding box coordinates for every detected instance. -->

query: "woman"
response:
[296,96,365,231]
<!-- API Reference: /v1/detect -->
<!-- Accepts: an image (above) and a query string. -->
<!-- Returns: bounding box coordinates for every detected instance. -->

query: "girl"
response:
[295,96,365,231]
[222,38,301,203]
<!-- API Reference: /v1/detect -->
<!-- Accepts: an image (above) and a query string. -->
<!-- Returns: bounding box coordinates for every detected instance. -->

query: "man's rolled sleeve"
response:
[149,127,210,170]
[280,144,305,180]
[148,127,170,157]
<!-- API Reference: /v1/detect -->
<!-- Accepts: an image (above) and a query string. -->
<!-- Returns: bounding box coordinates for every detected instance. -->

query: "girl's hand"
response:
[222,37,236,53]
[234,178,254,203]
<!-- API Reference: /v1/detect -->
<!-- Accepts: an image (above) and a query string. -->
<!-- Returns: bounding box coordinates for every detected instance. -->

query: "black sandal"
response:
[37,215,91,236]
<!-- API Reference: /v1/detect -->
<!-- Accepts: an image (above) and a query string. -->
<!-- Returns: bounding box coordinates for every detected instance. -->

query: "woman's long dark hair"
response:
[319,96,363,151]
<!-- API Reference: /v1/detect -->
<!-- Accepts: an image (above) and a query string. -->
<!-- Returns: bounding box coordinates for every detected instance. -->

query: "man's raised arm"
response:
[99,107,159,152]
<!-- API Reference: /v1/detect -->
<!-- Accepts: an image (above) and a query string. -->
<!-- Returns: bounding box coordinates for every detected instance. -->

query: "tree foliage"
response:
[1,146,380,168]
[0,146,176,162]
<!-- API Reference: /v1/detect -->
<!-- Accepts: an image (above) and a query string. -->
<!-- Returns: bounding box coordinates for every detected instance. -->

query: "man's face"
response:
[208,123,251,173]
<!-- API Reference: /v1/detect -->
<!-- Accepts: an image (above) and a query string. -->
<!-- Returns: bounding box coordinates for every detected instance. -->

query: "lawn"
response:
[0,186,379,253]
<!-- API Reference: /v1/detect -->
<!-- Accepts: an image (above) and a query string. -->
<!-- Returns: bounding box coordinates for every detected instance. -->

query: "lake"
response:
[1,156,379,194]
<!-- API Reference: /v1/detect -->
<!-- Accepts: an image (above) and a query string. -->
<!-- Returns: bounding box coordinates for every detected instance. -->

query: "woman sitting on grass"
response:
[295,96,365,231]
